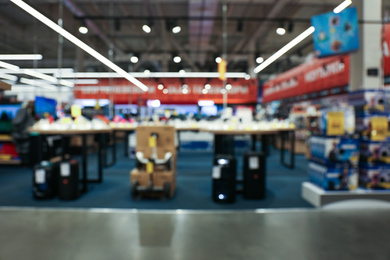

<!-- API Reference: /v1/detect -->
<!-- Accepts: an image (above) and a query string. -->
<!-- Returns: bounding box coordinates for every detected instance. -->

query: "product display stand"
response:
[302,182,390,207]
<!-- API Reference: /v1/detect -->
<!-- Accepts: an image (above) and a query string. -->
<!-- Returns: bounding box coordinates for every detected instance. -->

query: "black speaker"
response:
[243,152,266,199]
[33,161,58,199]
[212,154,237,203]
[58,159,80,200]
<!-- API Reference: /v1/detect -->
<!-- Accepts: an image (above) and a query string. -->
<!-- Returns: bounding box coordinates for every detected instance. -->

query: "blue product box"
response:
[309,162,358,191]
[359,164,390,190]
[349,89,390,111]
[310,136,359,167]
[359,141,390,164]
[318,106,355,136]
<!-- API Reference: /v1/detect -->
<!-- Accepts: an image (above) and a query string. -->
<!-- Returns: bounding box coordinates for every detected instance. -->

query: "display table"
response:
[201,128,296,169]
[29,128,112,193]
[302,182,390,207]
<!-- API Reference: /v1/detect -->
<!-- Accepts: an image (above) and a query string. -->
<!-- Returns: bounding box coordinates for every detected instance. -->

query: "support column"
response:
[350,0,383,91]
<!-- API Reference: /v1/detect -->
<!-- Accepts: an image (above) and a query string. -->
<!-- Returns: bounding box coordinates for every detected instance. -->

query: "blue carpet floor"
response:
[0,145,313,210]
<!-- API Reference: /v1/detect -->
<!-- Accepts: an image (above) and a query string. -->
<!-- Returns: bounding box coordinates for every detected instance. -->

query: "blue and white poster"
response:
[311,7,359,57]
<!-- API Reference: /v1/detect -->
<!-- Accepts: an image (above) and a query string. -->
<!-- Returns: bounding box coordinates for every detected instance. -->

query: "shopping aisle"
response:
[0,207,389,260]
[0,146,312,209]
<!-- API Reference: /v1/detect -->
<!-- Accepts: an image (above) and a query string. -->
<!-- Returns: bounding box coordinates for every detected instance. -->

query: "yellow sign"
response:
[370,117,388,141]
[149,136,156,148]
[327,111,344,136]
[218,59,227,80]
[71,105,81,117]
[146,162,154,174]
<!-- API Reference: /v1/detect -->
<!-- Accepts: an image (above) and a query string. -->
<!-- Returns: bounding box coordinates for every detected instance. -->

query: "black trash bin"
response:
[243,151,266,199]
[212,154,237,203]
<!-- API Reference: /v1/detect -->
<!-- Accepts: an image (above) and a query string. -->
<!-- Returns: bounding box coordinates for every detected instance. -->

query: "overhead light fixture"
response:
[173,56,181,63]
[202,89,208,94]
[163,89,168,94]
[157,84,164,90]
[225,84,232,90]
[144,69,151,75]
[245,74,251,80]
[79,25,88,34]
[20,78,58,90]
[10,0,148,92]
[0,54,43,60]
[182,88,189,94]
[334,0,352,14]
[130,55,139,63]
[59,71,248,79]
[0,61,20,71]
[0,73,18,81]
[0,60,73,87]
[179,69,185,74]
[256,57,264,64]
[142,21,152,34]
[172,25,181,34]
[215,57,222,63]
[276,25,286,35]
[254,26,315,74]
[204,84,211,90]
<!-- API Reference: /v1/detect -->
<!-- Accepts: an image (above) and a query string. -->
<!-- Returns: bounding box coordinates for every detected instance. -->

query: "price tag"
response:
[327,111,345,136]
[249,156,259,170]
[146,162,154,174]
[371,117,388,141]
[149,136,156,148]
[212,166,221,179]
[60,162,71,177]
[35,169,46,184]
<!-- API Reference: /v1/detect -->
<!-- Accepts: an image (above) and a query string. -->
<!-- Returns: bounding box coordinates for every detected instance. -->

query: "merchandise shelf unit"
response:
[0,81,20,165]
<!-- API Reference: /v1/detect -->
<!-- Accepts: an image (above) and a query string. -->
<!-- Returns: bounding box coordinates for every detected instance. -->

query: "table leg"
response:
[81,134,88,193]
[98,133,103,182]
[251,135,257,151]
[112,130,117,165]
[280,131,295,169]
[261,135,269,156]
[124,131,129,157]
[214,134,234,156]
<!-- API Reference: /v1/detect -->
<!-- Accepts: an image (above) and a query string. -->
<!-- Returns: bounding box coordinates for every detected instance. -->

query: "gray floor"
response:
[1,207,390,260]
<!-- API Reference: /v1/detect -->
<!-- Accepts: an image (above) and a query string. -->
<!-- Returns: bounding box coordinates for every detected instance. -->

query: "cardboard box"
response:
[309,162,358,191]
[130,126,177,198]
[310,136,359,167]
[359,164,390,190]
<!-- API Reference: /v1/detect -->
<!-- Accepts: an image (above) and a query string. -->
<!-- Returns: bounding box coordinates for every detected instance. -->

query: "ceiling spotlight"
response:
[130,56,139,63]
[182,84,188,89]
[202,89,208,94]
[144,69,151,75]
[142,24,152,34]
[276,27,286,35]
[163,89,168,94]
[256,57,264,64]
[215,57,222,63]
[182,88,189,94]
[172,25,181,34]
[179,69,185,74]
[225,84,232,90]
[173,56,181,63]
[79,25,88,34]
[220,89,227,94]
[157,84,164,90]
[204,83,211,90]
[245,74,251,80]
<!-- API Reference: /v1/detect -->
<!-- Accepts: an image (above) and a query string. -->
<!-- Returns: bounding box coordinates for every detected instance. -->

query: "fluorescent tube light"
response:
[23,69,74,87]
[60,71,249,79]
[334,0,352,14]
[0,73,18,81]
[10,0,148,92]
[254,26,315,74]
[0,54,43,60]
[0,61,20,71]
[20,78,58,90]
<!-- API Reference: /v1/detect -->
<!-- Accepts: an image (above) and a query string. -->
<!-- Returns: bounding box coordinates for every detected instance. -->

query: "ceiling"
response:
[0,0,389,81]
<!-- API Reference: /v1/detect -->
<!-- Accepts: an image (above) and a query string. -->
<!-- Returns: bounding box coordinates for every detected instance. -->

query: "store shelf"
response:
[0,159,21,165]
[302,182,390,207]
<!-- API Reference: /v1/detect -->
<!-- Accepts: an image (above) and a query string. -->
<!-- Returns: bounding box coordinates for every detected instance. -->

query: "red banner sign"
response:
[262,55,349,103]
[74,78,258,105]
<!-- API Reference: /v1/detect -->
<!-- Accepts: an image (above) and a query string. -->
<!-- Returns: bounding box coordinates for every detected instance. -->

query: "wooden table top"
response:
[28,128,112,135]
